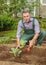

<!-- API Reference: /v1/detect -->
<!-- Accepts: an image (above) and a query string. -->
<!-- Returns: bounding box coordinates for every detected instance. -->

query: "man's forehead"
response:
[23,13,30,16]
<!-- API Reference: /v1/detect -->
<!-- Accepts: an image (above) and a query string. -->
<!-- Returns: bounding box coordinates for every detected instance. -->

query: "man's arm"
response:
[29,19,40,48]
[29,33,39,48]
[16,20,23,48]
[16,38,20,48]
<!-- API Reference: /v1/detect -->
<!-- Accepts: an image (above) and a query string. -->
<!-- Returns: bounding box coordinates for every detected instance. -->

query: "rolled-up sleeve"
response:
[16,20,22,38]
[34,19,40,33]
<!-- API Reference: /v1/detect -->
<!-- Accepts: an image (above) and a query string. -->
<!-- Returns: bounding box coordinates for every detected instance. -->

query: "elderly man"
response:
[16,9,46,51]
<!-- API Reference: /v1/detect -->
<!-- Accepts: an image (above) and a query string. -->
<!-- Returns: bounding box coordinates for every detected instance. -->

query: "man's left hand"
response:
[29,40,35,48]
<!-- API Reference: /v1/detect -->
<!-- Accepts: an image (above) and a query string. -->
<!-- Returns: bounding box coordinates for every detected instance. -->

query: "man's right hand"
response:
[16,44,20,48]
[16,38,20,48]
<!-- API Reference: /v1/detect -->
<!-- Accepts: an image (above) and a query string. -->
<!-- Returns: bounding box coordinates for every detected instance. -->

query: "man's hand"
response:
[25,40,35,52]
[29,33,39,48]
[29,40,35,48]
[16,44,20,48]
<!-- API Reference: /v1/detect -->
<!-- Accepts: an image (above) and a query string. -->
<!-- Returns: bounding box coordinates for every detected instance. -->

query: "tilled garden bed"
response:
[0,41,46,65]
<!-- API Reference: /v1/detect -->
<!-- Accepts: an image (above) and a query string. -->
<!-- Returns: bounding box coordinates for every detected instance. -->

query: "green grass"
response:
[0,30,16,37]
[0,30,16,43]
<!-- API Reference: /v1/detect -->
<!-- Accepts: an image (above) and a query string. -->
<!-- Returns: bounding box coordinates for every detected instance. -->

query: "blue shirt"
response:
[16,18,40,38]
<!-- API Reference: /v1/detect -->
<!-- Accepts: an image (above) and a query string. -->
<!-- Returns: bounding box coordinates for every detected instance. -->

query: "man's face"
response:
[23,12,30,23]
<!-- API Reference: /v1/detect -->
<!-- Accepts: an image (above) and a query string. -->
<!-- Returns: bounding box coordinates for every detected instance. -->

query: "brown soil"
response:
[0,41,46,65]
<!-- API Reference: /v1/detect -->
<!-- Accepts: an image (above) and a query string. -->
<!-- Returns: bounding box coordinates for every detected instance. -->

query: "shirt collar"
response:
[23,18,33,24]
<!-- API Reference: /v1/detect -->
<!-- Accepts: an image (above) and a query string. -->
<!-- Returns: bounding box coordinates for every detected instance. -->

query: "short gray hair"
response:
[22,9,30,14]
